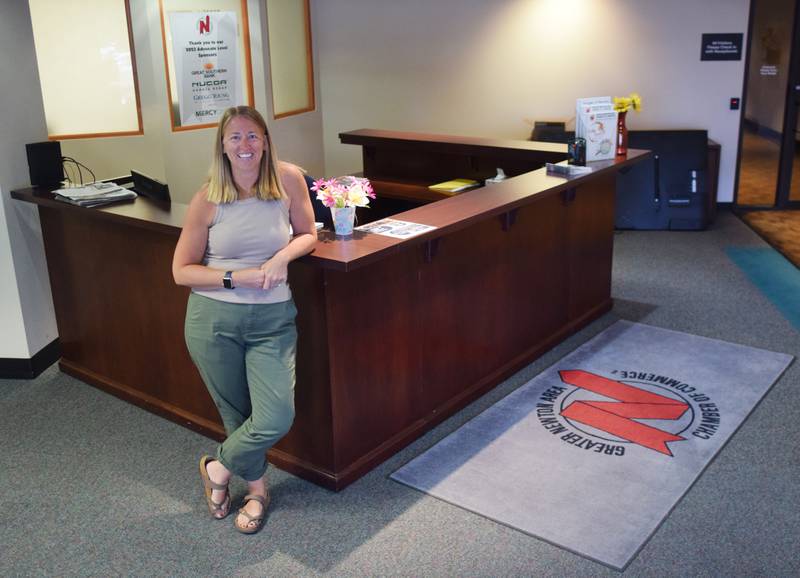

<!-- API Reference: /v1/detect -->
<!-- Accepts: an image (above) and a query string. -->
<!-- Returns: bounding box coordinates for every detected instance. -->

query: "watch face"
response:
[223,272,233,289]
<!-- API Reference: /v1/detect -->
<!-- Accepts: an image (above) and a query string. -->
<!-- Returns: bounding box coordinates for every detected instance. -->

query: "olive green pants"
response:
[184,293,297,481]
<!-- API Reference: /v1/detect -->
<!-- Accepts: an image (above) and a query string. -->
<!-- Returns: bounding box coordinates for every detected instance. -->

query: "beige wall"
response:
[61,0,325,203]
[0,0,759,361]
[260,0,325,177]
[315,0,750,203]
[48,0,752,204]
[63,0,749,201]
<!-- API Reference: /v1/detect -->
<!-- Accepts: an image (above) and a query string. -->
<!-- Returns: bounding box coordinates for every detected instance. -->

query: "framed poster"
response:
[159,0,254,130]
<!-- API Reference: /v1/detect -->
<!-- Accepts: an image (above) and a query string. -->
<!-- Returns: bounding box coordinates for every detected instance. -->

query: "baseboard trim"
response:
[743,118,782,143]
[0,338,60,379]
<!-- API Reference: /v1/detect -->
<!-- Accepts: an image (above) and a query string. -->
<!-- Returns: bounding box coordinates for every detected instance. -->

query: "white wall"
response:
[0,1,57,358]
[60,0,325,203]
[315,0,749,203]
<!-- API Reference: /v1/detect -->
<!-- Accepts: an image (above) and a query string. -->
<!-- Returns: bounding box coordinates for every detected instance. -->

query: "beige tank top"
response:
[193,196,291,304]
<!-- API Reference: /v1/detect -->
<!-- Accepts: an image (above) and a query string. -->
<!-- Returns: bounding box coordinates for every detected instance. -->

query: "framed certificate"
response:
[159,0,254,130]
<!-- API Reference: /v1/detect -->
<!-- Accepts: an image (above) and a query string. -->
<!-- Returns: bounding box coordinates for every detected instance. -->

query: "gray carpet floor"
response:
[2,209,799,577]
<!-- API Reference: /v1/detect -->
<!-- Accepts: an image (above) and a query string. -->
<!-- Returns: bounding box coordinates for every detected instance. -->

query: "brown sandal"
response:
[199,455,231,520]
[234,492,270,534]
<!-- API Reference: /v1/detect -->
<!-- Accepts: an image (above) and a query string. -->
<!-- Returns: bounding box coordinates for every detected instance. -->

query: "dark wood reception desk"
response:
[13,131,648,490]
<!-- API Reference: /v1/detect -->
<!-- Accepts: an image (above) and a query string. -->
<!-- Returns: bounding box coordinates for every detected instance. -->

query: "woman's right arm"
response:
[172,189,265,289]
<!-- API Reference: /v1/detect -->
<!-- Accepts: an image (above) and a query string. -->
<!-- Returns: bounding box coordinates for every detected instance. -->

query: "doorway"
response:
[736,0,800,209]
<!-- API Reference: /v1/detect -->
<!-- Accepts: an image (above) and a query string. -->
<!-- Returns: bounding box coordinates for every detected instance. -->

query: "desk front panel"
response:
[317,177,615,481]
[38,205,218,426]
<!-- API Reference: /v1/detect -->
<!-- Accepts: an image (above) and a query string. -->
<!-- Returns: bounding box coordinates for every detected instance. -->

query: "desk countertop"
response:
[12,150,648,272]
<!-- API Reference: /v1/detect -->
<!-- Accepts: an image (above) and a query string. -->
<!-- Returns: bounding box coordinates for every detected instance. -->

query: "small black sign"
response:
[701,33,743,61]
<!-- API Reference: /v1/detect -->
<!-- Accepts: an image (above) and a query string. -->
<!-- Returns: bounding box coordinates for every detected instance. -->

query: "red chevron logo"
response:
[559,370,689,456]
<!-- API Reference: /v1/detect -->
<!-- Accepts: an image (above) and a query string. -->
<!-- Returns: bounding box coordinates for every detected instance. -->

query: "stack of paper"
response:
[55,182,137,208]
[546,162,594,177]
[575,96,618,161]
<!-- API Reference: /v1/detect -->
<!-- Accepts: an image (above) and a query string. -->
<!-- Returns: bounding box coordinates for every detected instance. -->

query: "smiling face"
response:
[222,115,267,175]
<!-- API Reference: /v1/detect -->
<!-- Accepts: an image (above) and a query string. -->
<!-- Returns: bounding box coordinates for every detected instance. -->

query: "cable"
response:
[61,157,82,185]
[62,157,93,184]
[61,156,98,186]
[63,162,76,186]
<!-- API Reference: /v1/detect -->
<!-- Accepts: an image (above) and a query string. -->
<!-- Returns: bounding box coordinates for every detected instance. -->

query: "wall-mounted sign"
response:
[168,11,239,127]
[159,0,254,132]
[701,33,743,61]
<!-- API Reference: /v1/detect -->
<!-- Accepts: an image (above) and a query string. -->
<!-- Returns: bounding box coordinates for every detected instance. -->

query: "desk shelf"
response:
[341,129,568,203]
[369,177,475,204]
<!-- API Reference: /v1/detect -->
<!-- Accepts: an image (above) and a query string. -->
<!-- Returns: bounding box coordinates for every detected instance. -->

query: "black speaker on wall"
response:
[25,141,63,187]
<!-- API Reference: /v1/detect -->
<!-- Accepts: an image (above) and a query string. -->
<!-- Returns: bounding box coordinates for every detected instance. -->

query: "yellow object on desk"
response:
[428,178,479,195]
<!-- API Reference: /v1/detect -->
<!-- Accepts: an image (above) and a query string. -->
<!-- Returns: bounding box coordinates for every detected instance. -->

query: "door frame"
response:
[775,0,800,207]
[735,0,800,209]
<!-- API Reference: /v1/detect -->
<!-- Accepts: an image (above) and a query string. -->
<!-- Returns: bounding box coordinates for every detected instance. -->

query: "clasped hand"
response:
[231,256,288,290]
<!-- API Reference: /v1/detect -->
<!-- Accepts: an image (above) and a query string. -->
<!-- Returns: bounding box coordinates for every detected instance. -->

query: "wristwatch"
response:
[223,271,235,289]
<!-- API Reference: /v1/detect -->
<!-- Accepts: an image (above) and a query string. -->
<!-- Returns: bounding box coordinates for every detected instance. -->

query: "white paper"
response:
[354,218,437,239]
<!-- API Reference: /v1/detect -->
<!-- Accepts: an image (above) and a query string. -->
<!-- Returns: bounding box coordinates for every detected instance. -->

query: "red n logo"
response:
[199,15,211,34]
[559,370,689,456]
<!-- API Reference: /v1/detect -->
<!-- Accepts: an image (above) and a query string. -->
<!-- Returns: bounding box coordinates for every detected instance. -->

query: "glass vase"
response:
[616,110,628,156]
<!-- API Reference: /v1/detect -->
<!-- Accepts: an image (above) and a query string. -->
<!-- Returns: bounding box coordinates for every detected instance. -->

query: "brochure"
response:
[354,218,437,239]
[575,96,617,161]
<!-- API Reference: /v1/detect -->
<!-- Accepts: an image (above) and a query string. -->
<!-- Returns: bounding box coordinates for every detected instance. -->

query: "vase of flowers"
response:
[612,92,642,156]
[311,175,375,236]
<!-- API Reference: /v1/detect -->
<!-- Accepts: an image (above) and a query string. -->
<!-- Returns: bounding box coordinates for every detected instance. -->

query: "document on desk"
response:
[55,182,137,207]
[355,218,437,239]
[57,183,124,198]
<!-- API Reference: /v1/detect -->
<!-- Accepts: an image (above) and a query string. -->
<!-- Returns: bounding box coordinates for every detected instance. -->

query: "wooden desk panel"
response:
[323,250,424,473]
[37,204,220,431]
[418,197,569,413]
[565,174,617,321]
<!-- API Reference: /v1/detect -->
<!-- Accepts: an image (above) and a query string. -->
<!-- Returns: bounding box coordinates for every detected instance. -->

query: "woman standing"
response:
[172,106,316,534]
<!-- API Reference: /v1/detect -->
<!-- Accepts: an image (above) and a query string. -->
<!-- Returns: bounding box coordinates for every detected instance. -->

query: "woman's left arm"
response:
[260,162,318,289]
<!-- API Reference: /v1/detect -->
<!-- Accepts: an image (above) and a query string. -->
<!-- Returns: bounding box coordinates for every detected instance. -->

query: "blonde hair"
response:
[206,106,284,204]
